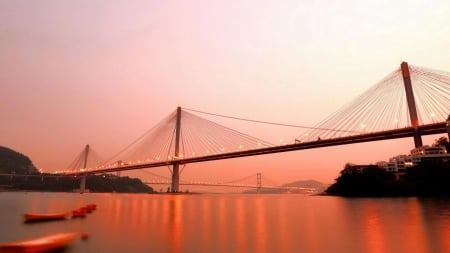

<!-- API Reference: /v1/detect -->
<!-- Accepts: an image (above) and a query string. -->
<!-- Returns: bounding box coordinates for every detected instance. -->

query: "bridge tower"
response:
[256,173,262,193]
[447,115,450,140]
[401,62,423,148]
[171,107,182,192]
[79,144,90,194]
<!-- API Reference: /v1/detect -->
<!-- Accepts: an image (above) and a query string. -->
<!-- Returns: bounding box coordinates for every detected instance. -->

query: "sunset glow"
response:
[1,0,449,184]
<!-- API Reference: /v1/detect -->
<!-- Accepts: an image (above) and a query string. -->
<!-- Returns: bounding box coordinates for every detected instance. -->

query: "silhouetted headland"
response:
[327,137,450,197]
[326,161,450,197]
[0,146,154,193]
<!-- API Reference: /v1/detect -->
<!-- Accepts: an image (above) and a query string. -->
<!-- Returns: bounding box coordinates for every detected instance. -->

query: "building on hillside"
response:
[377,145,449,173]
[410,145,450,164]
[384,155,413,173]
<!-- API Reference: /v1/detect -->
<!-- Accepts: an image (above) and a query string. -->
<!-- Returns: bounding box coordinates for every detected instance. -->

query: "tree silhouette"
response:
[433,137,450,152]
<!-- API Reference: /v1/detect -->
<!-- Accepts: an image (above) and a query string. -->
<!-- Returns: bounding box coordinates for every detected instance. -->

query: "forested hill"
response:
[326,137,450,197]
[326,161,450,197]
[0,146,154,193]
[0,146,38,174]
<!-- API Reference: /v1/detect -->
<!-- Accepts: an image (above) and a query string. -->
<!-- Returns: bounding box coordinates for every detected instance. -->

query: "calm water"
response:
[0,192,449,253]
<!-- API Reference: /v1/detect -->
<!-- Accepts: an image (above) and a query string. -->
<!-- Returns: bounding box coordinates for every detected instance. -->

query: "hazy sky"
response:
[1,0,449,184]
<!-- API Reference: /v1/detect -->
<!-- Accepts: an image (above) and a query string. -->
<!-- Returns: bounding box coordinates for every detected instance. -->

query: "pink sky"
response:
[1,0,449,185]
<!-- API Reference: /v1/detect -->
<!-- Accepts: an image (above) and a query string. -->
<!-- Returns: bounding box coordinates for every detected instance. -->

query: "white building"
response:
[410,145,447,155]
[378,145,449,173]
[385,155,413,173]
[410,145,449,165]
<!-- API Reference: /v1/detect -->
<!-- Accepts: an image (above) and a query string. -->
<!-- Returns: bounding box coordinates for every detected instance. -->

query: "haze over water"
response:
[2,0,450,184]
[0,192,449,253]
[2,1,450,252]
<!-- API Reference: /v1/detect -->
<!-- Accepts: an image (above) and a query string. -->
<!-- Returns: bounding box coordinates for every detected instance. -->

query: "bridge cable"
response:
[183,107,360,134]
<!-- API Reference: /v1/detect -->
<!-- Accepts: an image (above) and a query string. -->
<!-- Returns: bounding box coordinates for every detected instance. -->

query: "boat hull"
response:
[0,232,79,253]
[23,212,69,223]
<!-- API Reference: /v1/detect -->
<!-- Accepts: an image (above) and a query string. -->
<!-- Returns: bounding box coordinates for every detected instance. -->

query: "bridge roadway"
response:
[65,121,448,176]
[0,173,69,178]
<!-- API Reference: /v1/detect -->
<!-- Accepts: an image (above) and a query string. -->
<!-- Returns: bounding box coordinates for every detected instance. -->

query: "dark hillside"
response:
[0,146,38,174]
[0,146,153,193]
[326,161,450,197]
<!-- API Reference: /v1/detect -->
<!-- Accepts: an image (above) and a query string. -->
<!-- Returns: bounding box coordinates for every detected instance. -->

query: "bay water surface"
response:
[0,192,449,253]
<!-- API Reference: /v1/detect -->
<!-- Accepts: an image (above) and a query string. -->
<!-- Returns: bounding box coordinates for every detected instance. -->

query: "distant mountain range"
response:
[243,179,327,194]
[282,179,327,189]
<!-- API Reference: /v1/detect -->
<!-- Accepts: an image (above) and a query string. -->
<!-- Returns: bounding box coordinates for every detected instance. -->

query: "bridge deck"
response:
[65,122,448,175]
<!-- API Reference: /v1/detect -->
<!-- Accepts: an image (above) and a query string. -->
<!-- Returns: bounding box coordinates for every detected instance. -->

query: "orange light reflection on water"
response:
[199,196,212,250]
[163,196,183,253]
[361,198,436,253]
[274,197,289,253]
[304,200,325,253]
[217,197,227,251]
[234,196,246,253]
[254,197,268,253]
[441,217,450,252]
[130,197,139,226]
[362,202,385,253]
[6,193,450,253]
[140,197,148,225]
[400,198,429,253]
[113,197,122,226]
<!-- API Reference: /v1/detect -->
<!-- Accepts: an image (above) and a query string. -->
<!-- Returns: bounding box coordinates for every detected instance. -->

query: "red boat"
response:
[71,209,86,218]
[0,232,79,253]
[23,212,70,222]
[86,204,97,211]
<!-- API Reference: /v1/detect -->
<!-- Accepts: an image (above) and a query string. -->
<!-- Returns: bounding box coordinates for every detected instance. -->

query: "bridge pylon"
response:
[171,107,182,193]
[401,62,423,148]
[79,144,89,194]
[256,173,262,193]
[446,115,450,140]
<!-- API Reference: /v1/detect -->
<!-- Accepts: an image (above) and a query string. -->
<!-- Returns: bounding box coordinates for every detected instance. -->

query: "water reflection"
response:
[198,196,211,251]
[168,196,182,253]
[0,193,449,253]
[254,197,268,253]
[362,202,385,253]
[234,196,246,252]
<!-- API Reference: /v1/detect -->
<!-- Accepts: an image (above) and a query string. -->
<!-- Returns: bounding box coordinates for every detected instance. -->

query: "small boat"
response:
[86,204,97,211]
[71,209,86,218]
[77,207,88,214]
[24,212,70,222]
[0,232,79,253]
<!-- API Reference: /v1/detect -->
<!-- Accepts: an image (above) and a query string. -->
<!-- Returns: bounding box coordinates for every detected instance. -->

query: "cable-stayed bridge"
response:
[60,62,450,193]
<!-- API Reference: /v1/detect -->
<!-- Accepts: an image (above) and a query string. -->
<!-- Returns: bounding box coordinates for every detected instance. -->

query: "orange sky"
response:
[1,0,449,184]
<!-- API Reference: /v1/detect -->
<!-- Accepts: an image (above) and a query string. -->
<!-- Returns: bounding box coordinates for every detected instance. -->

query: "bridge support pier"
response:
[171,107,182,193]
[412,128,423,148]
[79,144,90,194]
[171,163,180,193]
[401,62,423,148]
[80,174,86,194]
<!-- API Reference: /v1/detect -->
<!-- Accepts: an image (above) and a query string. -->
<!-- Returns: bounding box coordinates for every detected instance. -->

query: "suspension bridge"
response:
[139,171,321,194]
[1,172,316,194]
[60,62,450,193]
